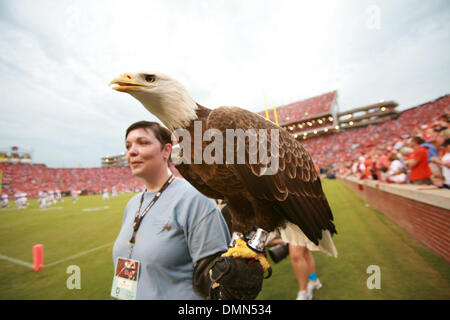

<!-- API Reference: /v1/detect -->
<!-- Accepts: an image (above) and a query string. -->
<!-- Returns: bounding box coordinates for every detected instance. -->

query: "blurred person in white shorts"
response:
[267,231,322,300]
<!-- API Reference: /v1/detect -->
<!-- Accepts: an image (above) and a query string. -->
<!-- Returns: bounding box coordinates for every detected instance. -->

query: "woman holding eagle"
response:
[110,71,338,300]
[112,120,233,300]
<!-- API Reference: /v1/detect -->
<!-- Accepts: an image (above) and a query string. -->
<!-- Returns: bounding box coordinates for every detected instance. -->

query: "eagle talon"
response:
[221,238,271,271]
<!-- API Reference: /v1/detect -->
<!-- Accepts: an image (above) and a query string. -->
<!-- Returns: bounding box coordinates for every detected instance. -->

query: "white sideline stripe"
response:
[0,242,114,269]
[45,242,114,267]
[32,207,63,211]
[82,206,110,212]
[0,255,34,269]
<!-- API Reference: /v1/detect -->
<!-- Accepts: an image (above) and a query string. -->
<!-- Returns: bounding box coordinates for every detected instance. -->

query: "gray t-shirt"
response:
[112,178,231,300]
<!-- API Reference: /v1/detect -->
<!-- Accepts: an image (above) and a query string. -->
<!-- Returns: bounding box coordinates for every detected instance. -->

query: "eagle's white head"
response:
[110,71,198,130]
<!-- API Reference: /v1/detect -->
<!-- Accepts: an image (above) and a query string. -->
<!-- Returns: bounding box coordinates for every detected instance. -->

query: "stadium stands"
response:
[0,147,32,164]
[259,91,337,124]
[0,94,448,198]
[258,91,338,137]
[302,94,450,171]
[101,153,128,168]
[0,163,144,198]
[337,100,399,130]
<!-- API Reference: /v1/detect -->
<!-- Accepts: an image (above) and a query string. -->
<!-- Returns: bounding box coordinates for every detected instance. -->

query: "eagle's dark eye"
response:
[145,74,156,83]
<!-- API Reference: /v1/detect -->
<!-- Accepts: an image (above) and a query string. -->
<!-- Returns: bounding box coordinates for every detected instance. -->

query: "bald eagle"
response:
[110,72,337,260]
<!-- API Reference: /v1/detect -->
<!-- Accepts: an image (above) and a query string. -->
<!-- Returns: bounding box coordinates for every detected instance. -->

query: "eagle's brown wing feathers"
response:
[206,106,336,244]
[176,163,224,199]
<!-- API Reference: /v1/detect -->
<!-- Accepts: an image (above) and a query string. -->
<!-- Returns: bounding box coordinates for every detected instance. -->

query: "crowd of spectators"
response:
[0,163,145,199]
[1,95,449,199]
[303,94,450,188]
[258,91,336,124]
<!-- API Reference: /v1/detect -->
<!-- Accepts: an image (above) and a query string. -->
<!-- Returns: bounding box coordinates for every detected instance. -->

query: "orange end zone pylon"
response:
[33,244,44,271]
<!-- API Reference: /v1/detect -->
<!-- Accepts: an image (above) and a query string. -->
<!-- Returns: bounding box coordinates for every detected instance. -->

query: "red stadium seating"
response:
[0,95,448,197]
[258,91,337,125]
[302,95,450,170]
[0,164,144,198]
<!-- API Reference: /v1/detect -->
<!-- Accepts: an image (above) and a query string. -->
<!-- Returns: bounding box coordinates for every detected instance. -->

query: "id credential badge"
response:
[111,257,140,300]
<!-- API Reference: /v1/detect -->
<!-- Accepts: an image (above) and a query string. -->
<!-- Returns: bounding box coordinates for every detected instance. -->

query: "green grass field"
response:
[0,180,449,300]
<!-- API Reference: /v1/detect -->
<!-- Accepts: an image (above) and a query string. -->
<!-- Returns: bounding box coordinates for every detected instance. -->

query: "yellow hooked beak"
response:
[109,73,154,92]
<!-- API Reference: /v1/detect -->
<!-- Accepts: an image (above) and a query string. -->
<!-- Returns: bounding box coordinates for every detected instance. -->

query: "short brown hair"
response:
[125,121,172,146]
[411,136,425,145]
[126,121,173,165]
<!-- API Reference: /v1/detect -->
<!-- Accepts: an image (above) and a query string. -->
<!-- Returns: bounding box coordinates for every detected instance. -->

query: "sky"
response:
[0,0,449,168]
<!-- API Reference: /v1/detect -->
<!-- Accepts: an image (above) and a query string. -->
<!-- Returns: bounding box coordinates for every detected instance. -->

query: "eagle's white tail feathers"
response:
[278,222,338,258]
